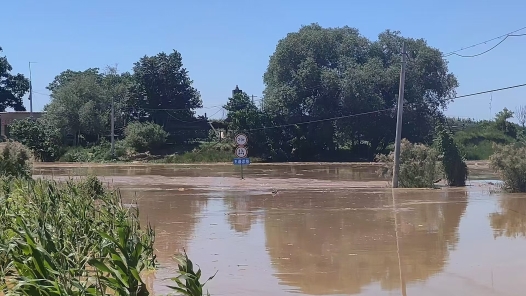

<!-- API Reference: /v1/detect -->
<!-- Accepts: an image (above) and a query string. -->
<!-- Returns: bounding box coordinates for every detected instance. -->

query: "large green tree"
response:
[44,67,131,144]
[262,24,458,160]
[0,47,29,111]
[128,50,203,142]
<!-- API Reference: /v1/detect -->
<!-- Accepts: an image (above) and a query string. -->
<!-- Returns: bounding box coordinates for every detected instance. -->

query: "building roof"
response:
[0,111,45,114]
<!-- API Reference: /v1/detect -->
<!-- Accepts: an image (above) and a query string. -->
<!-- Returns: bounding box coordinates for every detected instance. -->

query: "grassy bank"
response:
[453,129,515,160]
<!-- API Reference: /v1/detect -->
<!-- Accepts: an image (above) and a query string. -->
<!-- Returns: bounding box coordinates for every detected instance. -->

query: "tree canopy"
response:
[0,46,29,111]
[128,51,202,122]
[44,67,131,144]
[127,50,204,142]
[259,24,458,160]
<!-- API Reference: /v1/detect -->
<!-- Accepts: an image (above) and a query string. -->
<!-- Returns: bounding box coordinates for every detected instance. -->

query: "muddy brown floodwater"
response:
[34,162,526,296]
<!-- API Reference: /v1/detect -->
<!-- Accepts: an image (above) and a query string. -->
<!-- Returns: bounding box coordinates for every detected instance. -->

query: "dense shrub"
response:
[376,139,441,188]
[59,140,126,162]
[162,142,235,163]
[0,141,32,179]
[124,122,168,153]
[435,127,468,186]
[489,143,526,192]
[9,118,62,162]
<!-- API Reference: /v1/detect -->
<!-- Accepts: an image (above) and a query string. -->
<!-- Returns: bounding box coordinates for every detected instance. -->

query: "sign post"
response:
[233,134,249,179]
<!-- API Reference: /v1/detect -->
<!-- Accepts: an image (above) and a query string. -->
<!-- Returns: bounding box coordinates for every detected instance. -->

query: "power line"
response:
[164,107,224,123]
[238,82,526,133]
[33,91,50,96]
[129,105,223,111]
[245,108,394,132]
[443,26,526,57]
[453,83,526,99]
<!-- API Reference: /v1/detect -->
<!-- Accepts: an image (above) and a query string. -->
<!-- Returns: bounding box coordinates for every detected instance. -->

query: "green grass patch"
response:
[453,128,516,160]
[461,140,496,160]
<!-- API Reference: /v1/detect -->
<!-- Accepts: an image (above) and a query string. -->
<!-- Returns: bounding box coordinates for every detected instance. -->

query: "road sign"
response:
[235,146,248,158]
[234,134,249,179]
[235,134,248,146]
[233,158,250,165]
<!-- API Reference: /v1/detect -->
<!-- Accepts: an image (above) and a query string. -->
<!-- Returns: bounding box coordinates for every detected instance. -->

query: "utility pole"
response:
[392,42,407,188]
[251,94,255,105]
[111,97,115,157]
[28,62,36,117]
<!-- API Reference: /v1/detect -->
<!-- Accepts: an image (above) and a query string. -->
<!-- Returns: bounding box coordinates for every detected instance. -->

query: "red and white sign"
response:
[235,146,248,158]
[235,134,248,146]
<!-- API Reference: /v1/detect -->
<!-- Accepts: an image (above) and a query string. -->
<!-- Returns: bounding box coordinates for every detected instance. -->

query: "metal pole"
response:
[28,62,34,117]
[111,97,115,157]
[241,164,244,180]
[392,43,407,188]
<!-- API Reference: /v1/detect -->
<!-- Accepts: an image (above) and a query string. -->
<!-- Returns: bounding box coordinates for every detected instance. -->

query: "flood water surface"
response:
[34,163,526,296]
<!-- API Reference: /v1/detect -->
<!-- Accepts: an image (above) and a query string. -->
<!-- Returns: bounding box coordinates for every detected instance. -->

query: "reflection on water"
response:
[35,163,526,296]
[264,190,467,295]
[119,189,208,263]
[490,197,526,238]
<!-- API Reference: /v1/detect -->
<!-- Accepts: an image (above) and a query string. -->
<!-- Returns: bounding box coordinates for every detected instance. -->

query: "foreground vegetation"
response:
[0,143,215,295]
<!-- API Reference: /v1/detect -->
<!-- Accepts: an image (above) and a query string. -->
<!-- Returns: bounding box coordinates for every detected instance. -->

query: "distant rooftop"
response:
[0,111,45,114]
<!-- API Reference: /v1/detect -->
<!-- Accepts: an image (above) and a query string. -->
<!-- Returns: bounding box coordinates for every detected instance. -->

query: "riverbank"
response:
[33,160,490,168]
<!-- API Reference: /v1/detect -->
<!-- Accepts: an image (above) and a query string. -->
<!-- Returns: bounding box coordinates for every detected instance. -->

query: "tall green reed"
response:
[167,251,217,296]
[0,176,156,295]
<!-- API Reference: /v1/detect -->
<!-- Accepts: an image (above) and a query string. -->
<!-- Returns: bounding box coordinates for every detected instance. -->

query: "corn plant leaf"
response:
[88,258,111,274]
[166,285,191,295]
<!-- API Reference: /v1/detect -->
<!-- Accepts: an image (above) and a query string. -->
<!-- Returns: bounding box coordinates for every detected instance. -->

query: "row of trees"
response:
[44,50,204,145]
[225,24,458,161]
[2,23,518,163]
[1,48,205,148]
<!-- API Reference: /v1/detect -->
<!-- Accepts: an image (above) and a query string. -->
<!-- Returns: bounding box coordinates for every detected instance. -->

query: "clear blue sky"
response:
[3,0,526,121]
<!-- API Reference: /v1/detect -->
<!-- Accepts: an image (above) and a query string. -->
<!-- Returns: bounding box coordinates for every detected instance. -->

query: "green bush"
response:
[124,122,168,153]
[9,118,62,162]
[376,139,441,188]
[0,141,32,179]
[435,127,468,186]
[489,143,526,192]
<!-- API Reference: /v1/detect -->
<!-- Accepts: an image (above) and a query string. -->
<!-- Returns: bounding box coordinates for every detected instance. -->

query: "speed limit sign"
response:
[235,146,248,158]
[235,134,248,146]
